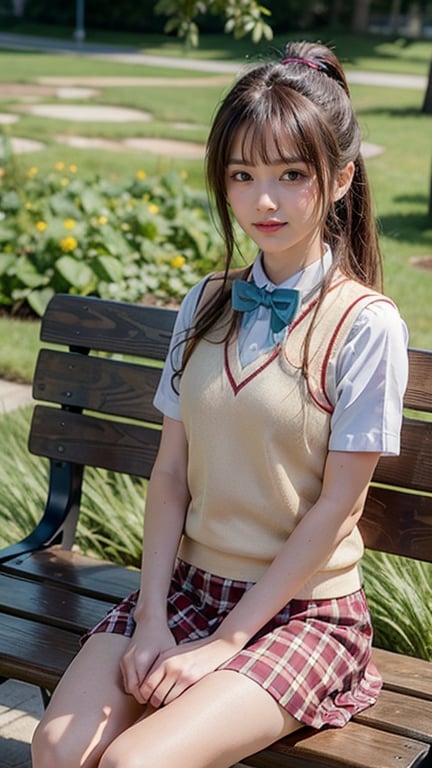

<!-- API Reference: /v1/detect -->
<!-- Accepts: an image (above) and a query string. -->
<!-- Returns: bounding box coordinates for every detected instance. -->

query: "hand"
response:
[120,619,177,704]
[138,636,240,708]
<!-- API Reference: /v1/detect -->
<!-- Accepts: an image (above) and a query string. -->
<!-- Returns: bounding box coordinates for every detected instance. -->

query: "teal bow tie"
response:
[232,280,300,334]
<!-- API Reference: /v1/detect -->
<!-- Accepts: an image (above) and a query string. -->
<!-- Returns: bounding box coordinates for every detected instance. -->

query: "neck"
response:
[262,246,326,285]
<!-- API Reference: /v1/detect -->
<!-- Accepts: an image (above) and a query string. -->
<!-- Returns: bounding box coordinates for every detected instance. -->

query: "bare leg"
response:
[32,634,145,768]
[99,670,302,768]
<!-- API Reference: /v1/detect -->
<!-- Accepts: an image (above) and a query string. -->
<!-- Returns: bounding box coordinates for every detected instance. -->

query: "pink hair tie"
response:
[281,57,326,72]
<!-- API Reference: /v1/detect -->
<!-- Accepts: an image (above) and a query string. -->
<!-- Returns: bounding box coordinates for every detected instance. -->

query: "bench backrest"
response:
[30,293,432,563]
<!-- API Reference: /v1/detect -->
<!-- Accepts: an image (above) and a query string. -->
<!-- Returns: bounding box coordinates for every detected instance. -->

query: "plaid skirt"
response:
[82,559,382,729]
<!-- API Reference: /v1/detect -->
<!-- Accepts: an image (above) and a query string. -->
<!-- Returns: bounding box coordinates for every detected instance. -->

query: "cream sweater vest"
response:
[178,273,392,599]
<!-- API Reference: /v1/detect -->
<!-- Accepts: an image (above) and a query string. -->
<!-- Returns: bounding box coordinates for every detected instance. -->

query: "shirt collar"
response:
[252,246,333,297]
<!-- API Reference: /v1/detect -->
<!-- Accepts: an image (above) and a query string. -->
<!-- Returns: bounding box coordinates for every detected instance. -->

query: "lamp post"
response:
[74,0,85,44]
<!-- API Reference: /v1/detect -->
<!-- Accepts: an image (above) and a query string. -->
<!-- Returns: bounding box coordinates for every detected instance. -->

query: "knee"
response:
[99,745,139,768]
[99,740,155,768]
[32,719,64,768]
[32,716,91,768]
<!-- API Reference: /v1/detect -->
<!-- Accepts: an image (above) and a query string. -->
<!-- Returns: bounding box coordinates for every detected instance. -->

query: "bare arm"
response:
[134,415,190,622]
[121,416,190,699]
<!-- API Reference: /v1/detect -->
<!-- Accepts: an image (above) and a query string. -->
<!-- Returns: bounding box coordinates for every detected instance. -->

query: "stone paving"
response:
[0,680,42,768]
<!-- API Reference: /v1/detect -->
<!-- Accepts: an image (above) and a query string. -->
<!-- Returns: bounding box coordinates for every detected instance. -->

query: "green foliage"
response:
[155,0,273,48]
[0,156,224,316]
[363,549,432,661]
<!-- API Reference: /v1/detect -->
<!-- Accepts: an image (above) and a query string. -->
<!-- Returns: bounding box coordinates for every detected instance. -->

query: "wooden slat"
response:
[354,689,432,744]
[33,349,163,424]
[243,721,430,768]
[29,405,161,477]
[0,613,78,690]
[0,549,140,602]
[372,647,432,701]
[405,349,432,413]
[360,485,432,562]
[0,573,114,633]
[41,294,177,360]
[372,418,432,493]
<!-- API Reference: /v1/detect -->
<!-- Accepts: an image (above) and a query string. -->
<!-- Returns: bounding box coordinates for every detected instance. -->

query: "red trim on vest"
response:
[224,341,280,396]
[318,296,396,411]
[287,276,350,340]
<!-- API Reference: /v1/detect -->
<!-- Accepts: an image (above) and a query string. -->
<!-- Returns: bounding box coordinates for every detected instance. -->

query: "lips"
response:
[253,220,286,233]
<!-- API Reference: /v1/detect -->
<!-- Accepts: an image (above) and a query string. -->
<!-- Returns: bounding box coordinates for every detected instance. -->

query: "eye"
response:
[282,169,305,182]
[230,170,253,182]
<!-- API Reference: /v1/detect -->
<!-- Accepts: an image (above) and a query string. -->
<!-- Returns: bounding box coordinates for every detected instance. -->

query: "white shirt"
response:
[154,250,409,455]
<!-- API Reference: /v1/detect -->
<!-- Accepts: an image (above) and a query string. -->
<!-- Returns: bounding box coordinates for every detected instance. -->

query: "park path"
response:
[0,31,427,88]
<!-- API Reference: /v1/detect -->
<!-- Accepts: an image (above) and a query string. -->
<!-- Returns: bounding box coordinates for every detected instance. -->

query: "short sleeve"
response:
[153,279,207,421]
[328,301,409,455]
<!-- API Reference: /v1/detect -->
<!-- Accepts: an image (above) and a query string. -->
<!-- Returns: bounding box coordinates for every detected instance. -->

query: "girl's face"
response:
[225,125,325,283]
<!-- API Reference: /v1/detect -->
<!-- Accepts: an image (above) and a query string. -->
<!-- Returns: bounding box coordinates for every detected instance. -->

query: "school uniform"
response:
[83,249,408,729]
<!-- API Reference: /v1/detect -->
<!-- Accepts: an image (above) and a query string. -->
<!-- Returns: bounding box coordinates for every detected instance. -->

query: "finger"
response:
[148,678,176,709]
[120,654,140,698]
[140,666,175,708]
[161,671,199,706]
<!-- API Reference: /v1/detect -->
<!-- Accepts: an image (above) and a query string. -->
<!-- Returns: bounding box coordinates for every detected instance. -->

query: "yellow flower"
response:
[61,178,70,187]
[148,203,159,215]
[55,161,65,171]
[27,166,39,178]
[120,223,130,231]
[170,255,186,269]
[64,218,76,230]
[60,236,78,252]
[69,164,78,173]
[25,201,32,210]
[97,215,108,226]
[36,221,47,232]
[136,170,146,180]
[180,170,188,180]
[0,168,5,178]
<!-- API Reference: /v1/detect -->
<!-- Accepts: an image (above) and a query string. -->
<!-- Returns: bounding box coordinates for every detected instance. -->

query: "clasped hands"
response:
[120,620,240,709]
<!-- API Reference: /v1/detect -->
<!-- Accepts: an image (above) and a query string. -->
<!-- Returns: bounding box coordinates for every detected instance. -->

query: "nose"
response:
[256,185,278,212]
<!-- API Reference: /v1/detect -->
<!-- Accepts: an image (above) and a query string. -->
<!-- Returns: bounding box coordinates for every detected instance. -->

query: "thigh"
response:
[99,669,302,768]
[32,633,145,768]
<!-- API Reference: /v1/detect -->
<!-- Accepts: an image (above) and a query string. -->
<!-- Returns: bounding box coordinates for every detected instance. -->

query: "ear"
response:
[332,161,355,202]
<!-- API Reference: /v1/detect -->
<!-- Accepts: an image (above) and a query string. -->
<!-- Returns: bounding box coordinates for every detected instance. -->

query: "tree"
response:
[422,59,432,114]
[154,0,273,48]
[350,0,371,33]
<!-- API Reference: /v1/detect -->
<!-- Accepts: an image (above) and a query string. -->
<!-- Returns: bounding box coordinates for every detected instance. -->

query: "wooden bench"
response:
[0,292,431,768]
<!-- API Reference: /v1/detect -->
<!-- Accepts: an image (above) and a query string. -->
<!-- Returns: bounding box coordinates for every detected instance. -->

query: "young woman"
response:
[32,40,408,768]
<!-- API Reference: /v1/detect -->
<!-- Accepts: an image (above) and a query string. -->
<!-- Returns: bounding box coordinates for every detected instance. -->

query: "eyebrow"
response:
[227,156,306,166]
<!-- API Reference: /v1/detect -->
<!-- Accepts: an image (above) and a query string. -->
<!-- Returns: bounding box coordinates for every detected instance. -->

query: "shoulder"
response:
[174,276,214,330]
[347,294,408,347]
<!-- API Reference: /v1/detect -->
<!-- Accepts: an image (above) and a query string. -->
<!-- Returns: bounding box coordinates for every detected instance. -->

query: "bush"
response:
[0,407,144,567]
[0,146,224,316]
[363,549,432,661]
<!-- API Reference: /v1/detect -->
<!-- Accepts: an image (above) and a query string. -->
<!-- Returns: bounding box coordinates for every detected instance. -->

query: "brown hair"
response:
[180,40,383,374]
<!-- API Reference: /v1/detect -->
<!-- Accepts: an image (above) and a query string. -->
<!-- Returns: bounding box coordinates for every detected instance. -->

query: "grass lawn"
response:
[0,30,431,381]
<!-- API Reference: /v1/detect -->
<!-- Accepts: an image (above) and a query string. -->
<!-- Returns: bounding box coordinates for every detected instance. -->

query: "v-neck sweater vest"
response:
[178,273,394,599]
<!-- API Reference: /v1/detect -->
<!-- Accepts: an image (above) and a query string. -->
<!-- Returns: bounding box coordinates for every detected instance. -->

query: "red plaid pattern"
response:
[82,559,381,729]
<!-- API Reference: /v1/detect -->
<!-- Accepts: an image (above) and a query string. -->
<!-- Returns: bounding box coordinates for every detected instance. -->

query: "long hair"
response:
[180,40,383,374]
